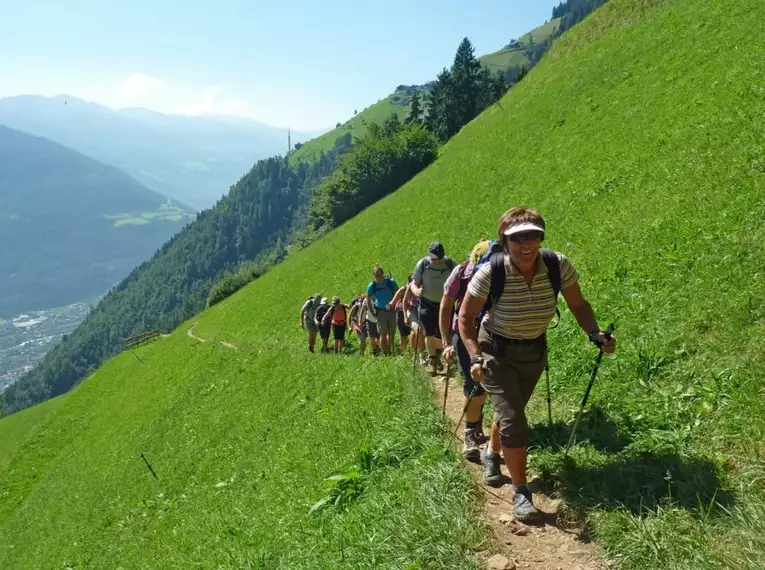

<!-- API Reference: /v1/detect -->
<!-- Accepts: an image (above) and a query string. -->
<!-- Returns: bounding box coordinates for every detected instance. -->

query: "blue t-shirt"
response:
[366,278,398,309]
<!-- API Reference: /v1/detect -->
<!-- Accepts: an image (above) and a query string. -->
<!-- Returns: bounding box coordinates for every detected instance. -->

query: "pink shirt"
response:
[443,262,476,334]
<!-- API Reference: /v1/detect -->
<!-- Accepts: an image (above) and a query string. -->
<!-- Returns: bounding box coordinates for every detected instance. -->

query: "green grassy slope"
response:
[191,0,765,567]
[3,0,765,568]
[290,91,413,164]
[479,17,561,72]
[0,326,483,568]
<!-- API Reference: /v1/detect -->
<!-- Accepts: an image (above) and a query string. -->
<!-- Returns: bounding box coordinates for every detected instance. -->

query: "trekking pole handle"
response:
[590,323,615,348]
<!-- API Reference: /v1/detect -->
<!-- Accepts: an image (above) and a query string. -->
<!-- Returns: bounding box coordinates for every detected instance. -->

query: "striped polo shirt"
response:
[467,251,579,339]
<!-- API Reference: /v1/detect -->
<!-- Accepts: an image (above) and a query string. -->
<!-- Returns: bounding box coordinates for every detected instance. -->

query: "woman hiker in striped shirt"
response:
[458,207,616,522]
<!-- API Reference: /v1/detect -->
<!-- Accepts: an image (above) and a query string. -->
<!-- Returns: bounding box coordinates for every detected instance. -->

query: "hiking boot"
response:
[513,485,540,522]
[463,429,482,463]
[482,448,503,487]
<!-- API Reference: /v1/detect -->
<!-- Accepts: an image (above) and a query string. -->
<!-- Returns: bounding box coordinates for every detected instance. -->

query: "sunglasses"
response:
[509,230,545,244]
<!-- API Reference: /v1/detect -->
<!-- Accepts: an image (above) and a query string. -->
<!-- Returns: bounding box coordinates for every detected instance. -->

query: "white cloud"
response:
[175,85,250,117]
[119,73,165,97]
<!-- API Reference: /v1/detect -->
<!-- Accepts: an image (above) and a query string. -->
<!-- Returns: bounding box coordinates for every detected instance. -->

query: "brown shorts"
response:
[478,326,547,449]
[376,308,396,337]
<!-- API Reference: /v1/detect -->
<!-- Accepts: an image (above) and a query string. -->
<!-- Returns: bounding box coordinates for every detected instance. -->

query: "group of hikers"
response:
[299,207,616,522]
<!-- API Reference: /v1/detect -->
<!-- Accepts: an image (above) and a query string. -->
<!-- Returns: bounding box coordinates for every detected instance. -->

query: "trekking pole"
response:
[411,325,421,376]
[545,364,552,428]
[565,323,615,456]
[442,363,452,417]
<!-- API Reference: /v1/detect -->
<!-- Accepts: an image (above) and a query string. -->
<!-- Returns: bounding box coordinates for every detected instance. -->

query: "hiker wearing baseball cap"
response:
[366,265,399,355]
[412,242,456,374]
[458,207,616,522]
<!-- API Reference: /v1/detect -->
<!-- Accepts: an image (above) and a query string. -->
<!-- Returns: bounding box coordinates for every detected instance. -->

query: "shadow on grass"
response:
[528,405,634,453]
[529,407,737,519]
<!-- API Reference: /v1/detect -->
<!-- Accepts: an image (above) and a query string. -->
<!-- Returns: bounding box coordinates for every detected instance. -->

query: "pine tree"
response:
[451,37,482,128]
[407,90,423,125]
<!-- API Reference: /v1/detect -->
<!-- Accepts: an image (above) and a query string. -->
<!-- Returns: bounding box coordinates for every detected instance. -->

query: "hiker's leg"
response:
[456,333,486,425]
[466,394,486,424]
[502,446,528,486]
[425,335,439,357]
[308,324,317,351]
[478,330,545,488]
[400,334,409,353]
[489,421,501,454]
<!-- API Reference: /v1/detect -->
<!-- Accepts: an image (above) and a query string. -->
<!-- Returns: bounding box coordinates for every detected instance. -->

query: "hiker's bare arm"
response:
[458,292,484,358]
[562,283,615,353]
[391,286,406,307]
[439,296,455,348]
[410,282,423,297]
[402,286,413,323]
[300,309,305,326]
[459,292,487,382]
[440,295,456,363]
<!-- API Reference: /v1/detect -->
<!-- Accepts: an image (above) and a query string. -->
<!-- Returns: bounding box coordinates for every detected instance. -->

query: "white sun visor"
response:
[503,222,545,236]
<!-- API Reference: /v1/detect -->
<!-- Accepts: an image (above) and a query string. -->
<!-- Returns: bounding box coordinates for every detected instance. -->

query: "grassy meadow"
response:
[2,0,765,568]
[104,204,194,228]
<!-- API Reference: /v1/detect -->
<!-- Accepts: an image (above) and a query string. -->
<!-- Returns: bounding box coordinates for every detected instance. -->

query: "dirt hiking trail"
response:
[432,368,607,570]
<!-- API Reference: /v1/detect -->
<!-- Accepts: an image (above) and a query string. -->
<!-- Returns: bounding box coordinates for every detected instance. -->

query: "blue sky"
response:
[0,0,561,130]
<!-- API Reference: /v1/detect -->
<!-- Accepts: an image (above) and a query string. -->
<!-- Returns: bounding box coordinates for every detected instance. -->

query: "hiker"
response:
[348,296,367,355]
[411,242,455,374]
[391,275,414,353]
[326,296,348,353]
[314,297,332,353]
[366,265,399,355]
[458,207,616,522]
[403,284,424,355]
[440,240,491,462]
[300,294,321,353]
[359,296,381,355]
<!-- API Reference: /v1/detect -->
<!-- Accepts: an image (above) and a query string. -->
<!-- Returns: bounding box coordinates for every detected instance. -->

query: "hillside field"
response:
[2,0,765,568]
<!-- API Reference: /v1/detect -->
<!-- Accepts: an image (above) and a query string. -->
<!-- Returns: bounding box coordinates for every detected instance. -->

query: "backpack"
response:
[371,278,395,296]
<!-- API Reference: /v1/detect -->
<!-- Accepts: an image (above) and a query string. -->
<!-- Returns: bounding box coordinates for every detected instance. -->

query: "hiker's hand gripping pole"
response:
[565,323,615,456]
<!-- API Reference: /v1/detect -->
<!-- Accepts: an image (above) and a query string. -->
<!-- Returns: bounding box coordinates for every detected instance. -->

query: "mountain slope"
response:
[0,96,318,209]
[479,17,562,73]
[3,0,765,567]
[0,125,191,316]
[289,88,415,164]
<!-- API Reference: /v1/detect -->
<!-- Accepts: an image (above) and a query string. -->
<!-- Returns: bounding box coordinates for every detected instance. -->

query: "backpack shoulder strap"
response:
[540,249,561,299]
[488,252,506,306]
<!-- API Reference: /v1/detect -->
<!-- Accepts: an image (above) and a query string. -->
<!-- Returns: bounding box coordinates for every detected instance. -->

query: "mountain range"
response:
[0,124,193,316]
[0,95,321,209]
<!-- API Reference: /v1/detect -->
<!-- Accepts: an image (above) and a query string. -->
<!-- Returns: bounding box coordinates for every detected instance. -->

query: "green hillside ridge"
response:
[479,17,562,73]
[3,0,765,567]
[289,89,415,164]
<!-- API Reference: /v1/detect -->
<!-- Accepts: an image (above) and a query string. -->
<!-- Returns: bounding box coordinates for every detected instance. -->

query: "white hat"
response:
[321,297,328,304]
[503,222,545,236]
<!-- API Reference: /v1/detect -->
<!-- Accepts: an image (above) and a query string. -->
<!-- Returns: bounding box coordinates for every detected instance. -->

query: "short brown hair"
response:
[497,207,545,251]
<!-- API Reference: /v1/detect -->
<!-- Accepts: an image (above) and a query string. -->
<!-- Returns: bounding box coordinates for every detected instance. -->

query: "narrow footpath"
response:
[432,368,606,570]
